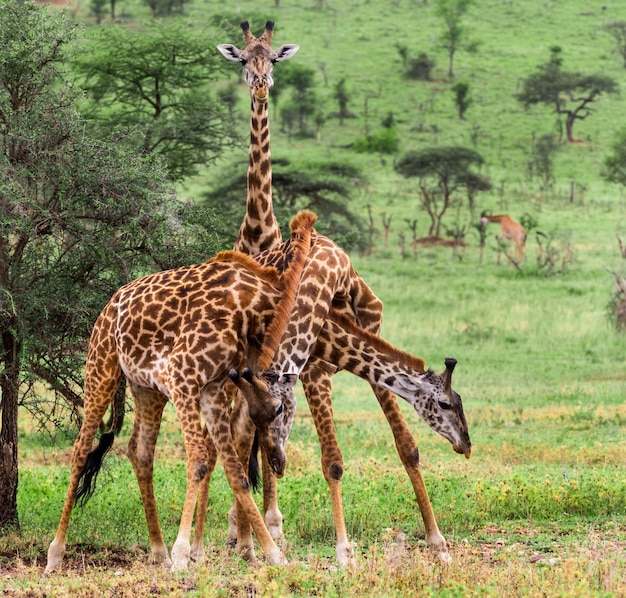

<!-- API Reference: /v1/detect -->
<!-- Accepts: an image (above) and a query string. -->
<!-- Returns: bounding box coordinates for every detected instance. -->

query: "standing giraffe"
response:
[480,212,527,263]
[45,211,317,574]
[218,21,468,565]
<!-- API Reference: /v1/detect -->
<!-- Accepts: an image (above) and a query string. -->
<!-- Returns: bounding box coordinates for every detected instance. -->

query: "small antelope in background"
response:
[480,212,527,263]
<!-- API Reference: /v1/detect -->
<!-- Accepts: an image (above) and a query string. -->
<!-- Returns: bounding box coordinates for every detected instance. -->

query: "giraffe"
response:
[230,308,471,564]
[217,20,299,255]
[480,212,527,263]
[218,21,469,565]
[45,211,317,574]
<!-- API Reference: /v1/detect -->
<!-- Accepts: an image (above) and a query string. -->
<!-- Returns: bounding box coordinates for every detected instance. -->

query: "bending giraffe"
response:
[231,309,471,564]
[480,212,527,263]
[218,20,468,564]
[45,211,317,574]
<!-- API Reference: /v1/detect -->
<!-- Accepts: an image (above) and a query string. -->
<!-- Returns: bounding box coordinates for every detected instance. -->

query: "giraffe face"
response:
[417,365,472,458]
[228,369,296,477]
[217,36,299,103]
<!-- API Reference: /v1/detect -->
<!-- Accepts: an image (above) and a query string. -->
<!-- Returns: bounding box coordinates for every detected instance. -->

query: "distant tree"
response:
[434,0,474,80]
[452,81,472,119]
[144,0,189,17]
[333,78,350,125]
[608,236,626,331]
[0,0,223,532]
[603,21,626,69]
[72,21,239,181]
[394,146,487,237]
[516,47,619,143]
[395,43,409,68]
[90,0,107,24]
[529,133,559,194]
[406,52,435,80]
[603,127,626,187]
[281,63,317,136]
[202,158,368,250]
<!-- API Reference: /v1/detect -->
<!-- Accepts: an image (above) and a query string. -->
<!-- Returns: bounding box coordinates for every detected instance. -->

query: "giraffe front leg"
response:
[373,386,450,563]
[201,388,285,566]
[300,361,355,566]
[260,452,284,544]
[190,427,218,564]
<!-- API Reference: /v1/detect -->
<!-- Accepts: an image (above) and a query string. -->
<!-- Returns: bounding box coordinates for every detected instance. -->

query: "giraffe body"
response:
[481,213,527,262]
[45,210,319,574]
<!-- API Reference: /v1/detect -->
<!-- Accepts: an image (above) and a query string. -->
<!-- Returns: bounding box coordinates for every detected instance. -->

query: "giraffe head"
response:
[228,367,296,477]
[217,20,299,104]
[415,358,472,458]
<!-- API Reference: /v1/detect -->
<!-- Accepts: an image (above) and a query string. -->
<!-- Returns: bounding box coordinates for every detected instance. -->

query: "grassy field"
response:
[2,0,626,596]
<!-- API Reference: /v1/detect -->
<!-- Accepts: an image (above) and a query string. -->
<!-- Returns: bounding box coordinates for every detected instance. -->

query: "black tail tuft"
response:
[75,431,115,507]
[248,431,262,492]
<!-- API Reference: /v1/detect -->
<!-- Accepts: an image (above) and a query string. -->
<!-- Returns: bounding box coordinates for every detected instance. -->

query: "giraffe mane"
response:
[257,210,318,370]
[328,308,427,373]
[211,250,282,287]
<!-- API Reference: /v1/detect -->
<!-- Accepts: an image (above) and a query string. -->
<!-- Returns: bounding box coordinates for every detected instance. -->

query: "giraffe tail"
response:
[75,378,127,507]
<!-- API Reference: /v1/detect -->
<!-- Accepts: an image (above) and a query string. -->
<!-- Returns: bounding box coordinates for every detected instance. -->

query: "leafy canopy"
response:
[72,21,239,181]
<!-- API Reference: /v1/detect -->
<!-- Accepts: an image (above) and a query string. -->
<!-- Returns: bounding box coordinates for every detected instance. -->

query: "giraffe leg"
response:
[168,392,212,571]
[190,426,217,564]
[231,396,258,563]
[349,278,450,562]
[373,386,450,562]
[45,369,120,573]
[299,360,355,565]
[200,385,285,566]
[126,388,171,566]
[260,453,284,543]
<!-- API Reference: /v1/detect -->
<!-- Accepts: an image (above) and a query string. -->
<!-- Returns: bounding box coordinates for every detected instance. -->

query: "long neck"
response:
[484,215,505,223]
[312,311,436,411]
[234,96,282,255]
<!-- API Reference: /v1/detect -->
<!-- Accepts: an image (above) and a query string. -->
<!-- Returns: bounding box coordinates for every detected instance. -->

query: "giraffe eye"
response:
[273,403,284,418]
[438,401,452,410]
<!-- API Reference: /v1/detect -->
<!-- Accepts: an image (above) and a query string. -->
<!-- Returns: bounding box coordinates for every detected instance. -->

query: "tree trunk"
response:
[565,114,575,143]
[0,328,21,531]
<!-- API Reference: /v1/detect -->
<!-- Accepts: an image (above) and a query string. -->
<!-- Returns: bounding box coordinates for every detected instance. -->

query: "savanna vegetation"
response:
[1,0,626,596]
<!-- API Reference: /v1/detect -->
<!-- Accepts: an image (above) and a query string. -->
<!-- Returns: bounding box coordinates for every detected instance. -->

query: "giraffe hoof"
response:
[438,551,453,565]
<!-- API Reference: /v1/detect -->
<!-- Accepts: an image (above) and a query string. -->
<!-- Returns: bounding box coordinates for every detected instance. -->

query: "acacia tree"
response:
[0,0,223,531]
[72,21,239,181]
[434,0,474,80]
[516,47,618,143]
[394,146,487,237]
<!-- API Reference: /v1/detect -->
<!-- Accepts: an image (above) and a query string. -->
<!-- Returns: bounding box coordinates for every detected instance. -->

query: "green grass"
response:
[3,0,626,595]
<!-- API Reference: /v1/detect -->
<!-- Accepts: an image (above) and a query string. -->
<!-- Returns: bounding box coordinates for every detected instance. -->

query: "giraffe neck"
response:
[234,97,282,255]
[312,313,437,414]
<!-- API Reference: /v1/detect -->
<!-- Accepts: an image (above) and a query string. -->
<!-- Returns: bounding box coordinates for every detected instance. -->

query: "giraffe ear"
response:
[217,44,244,62]
[274,44,299,62]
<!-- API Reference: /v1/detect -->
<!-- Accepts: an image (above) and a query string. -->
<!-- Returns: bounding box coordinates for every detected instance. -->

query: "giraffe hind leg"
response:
[126,387,171,567]
[45,369,122,573]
